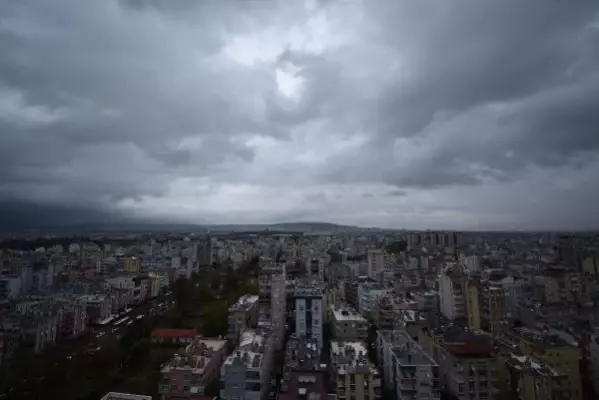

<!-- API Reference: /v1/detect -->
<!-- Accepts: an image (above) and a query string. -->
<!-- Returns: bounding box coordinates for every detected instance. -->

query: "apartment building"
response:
[538,268,588,305]
[159,337,227,400]
[123,256,140,273]
[228,294,259,344]
[373,295,396,331]
[420,327,499,400]
[59,301,87,339]
[329,304,368,341]
[81,293,112,323]
[258,261,285,319]
[295,278,324,350]
[271,263,287,351]
[367,249,393,281]
[377,330,440,400]
[357,282,389,320]
[280,336,328,400]
[221,328,274,400]
[516,328,582,400]
[330,341,381,400]
[500,353,569,400]
[438,265,466,321]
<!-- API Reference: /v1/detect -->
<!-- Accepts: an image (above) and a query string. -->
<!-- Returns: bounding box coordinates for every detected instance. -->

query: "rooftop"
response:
[435,327,494,358]
[331,341,379,375]
[284,336,323,372]
[330,304,367,322]
[506,353,563,377]
[378,330,437,366]
[161,337,226,375]
[229,294,259,312]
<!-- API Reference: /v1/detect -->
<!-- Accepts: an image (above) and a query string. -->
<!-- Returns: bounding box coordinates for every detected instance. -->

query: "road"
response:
[73,292,176,357]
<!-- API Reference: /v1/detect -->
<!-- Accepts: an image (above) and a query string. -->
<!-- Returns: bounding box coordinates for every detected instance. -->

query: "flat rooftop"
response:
[330,305,367,322]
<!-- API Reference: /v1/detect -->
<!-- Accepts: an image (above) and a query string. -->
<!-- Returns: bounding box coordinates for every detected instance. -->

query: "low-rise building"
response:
[420,327,499,400]
[221,328,274,400]
[377,330,440,400]
[330,341,381,400]
[500,353,569,400]
[159,337,228,400]
[329,304,368,341]
[280,336,328,400]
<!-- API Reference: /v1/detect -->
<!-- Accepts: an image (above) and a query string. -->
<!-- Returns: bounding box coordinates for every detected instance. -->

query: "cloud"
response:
[1,0,598,230]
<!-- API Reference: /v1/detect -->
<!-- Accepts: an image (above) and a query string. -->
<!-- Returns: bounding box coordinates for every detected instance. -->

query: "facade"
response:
[517,329,582,400]
[159,338,228,400]
[123,256,141,273]
[221,328,274,400]
[330,341,382,400]
[438,265,466,321]
[194,237,213,267]
[294,278,324,350]
[81,294,112,323]
[421,328,498,400]
[377,330,440,400]
[270,264,287,350]
[228,294,259,343]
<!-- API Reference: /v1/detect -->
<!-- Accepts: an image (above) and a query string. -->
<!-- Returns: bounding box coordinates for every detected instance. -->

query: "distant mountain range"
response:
[0,201,362,234]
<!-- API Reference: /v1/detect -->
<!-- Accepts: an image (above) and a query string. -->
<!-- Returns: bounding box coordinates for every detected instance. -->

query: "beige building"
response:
[420,327,499,400]
[329,304,368,341]
[499,353,569,400]
[517,329,582,400]
[123,256,140,273]
[331,341,381,400]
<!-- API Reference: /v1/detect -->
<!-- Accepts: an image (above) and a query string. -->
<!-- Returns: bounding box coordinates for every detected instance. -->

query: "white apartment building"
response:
[438,265,466,321]
[295,278,324,351]
[221,328,274,400]
[377,330,440,400]
[459,254,481,274]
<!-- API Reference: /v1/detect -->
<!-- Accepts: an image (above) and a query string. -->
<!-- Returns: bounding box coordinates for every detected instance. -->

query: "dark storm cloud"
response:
[0,0,286,206]
[1,0,599,229]
[278,0,599,188]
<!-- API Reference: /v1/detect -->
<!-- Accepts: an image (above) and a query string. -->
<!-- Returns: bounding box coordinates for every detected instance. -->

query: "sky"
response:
[1,0,599,231]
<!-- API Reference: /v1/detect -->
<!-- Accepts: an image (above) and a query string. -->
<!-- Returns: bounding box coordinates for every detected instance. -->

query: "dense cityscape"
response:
[2,0,599,399]
[1,228,599,400]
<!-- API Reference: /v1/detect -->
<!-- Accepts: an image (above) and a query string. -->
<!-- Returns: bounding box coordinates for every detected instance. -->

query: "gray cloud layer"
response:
[1,0,598,230]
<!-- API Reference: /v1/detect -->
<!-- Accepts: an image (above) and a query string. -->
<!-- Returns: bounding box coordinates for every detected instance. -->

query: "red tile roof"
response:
[151,328,196,338]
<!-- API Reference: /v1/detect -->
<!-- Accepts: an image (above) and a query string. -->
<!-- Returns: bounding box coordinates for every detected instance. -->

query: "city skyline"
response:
[1,0,599,230]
